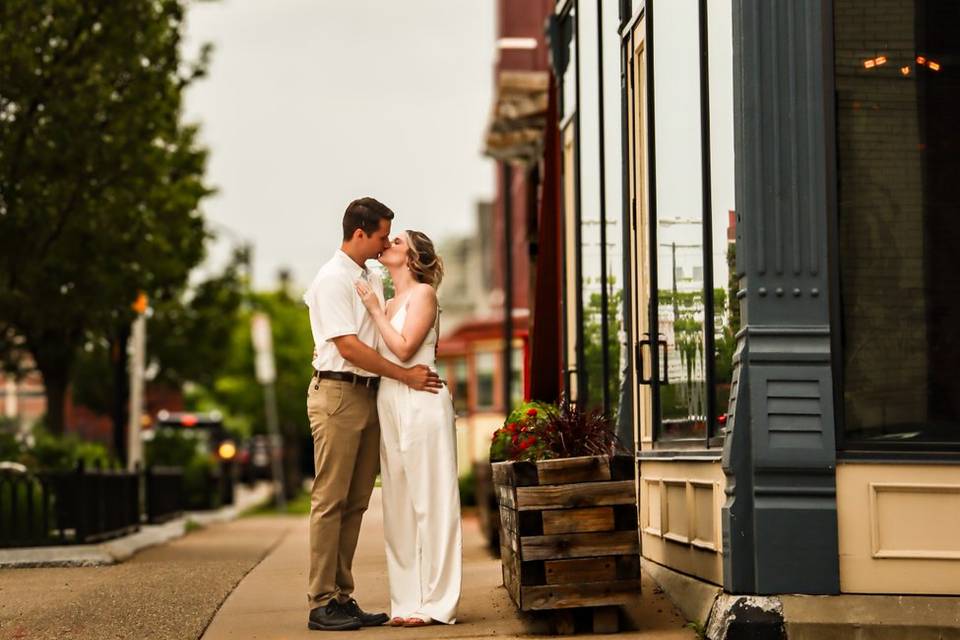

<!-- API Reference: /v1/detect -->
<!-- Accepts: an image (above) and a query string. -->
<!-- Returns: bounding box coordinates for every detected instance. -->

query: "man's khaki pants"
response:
[306,377,380,608]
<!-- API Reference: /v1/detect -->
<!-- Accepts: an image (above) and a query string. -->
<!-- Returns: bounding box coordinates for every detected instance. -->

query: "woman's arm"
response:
[355,281,437,362]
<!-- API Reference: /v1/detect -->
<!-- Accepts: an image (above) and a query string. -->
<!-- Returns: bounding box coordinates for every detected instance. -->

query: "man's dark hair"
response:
[342,197,394,241]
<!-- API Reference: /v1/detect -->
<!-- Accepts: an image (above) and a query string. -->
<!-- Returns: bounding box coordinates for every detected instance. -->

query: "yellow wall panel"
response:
[838,462,960,594]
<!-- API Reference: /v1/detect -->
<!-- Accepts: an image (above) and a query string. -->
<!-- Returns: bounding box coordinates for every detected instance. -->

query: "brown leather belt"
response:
[313,370,380,389]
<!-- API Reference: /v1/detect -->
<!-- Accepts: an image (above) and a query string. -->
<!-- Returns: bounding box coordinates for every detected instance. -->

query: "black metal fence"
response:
[0,461,234,548]
[145,466,184,524]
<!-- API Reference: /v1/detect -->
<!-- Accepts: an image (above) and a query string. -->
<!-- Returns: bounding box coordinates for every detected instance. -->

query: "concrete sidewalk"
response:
[203,490,695,639]
[0,516,296,640]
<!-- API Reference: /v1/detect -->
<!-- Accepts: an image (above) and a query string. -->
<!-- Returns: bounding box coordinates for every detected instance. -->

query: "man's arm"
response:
[332,335,442,392]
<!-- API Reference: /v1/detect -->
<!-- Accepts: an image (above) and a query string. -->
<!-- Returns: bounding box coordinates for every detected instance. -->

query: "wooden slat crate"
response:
[493,454,639,626]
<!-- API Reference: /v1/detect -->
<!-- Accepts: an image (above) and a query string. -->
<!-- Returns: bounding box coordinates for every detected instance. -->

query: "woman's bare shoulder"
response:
[410,283,437,308]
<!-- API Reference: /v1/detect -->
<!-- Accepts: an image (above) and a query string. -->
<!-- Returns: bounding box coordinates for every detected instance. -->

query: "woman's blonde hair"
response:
[405,230,444,289]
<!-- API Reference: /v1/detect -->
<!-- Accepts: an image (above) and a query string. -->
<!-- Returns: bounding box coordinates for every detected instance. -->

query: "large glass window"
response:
[707,0,736,435]
[581,87,606,414]
[835,1,960,447]
[629,0,734,446]
[652,0,707,441]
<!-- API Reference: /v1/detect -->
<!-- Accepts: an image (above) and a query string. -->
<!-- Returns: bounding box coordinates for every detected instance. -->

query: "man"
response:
[303,197,442,631]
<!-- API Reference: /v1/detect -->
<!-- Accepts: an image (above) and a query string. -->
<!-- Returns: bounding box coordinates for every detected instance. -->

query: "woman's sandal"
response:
[387,617,407,627]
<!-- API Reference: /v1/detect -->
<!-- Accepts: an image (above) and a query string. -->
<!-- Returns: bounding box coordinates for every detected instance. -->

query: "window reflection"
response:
[836,0,960,446]
[653,0,707,440]
[708,0,736,435]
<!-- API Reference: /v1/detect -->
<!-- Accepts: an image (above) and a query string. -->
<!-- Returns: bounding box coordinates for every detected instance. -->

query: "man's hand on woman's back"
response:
[403,364,443,393]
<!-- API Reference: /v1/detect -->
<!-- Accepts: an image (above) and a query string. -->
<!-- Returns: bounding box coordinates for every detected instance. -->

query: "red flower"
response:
[526,408,538,417]
[526,436,537,447]
[507,422,518,433]
[511,434,519,445]
[518,440,531,451]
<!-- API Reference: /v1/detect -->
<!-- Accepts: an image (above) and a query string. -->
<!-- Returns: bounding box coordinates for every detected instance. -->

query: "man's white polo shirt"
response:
[303,250,385,376]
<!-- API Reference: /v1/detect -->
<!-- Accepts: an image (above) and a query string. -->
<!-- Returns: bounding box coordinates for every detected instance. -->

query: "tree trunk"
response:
[33,357,70,436]
[26,327,80,437]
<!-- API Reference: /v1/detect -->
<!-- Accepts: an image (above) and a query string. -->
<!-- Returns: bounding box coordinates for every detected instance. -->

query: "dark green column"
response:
[722,0,840,595]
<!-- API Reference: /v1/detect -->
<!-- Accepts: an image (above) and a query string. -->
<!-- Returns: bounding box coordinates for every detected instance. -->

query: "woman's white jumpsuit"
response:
[376,299,462,623]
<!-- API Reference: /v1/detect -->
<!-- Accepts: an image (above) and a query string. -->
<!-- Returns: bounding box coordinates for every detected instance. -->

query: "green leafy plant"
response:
[490,400,624,462]
[458,469,477,507]
[144,428,221,509]
[19,429,114,471]
[144,429,204,468]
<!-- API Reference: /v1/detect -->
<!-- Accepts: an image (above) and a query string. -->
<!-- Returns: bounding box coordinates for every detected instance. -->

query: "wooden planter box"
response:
[492,454,639,619]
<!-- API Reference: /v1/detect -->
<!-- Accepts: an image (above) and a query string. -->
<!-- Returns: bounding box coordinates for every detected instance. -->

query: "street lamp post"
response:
[127,292,149,471]
[251,312,286,510]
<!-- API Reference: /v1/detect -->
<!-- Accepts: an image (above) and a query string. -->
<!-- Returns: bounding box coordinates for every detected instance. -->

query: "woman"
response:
[354,230,462,627]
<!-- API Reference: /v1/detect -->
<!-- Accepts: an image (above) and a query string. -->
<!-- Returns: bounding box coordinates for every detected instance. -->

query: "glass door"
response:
[648,0,708,443]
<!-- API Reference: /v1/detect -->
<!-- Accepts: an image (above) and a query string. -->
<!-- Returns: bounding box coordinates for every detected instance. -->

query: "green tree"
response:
[69,253,245,455]
[0,1,213,433]
[582,279,623,417]
[189,286,314,495]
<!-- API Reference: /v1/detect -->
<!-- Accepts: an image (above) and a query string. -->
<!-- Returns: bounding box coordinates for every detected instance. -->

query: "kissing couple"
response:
[302,197,462,631]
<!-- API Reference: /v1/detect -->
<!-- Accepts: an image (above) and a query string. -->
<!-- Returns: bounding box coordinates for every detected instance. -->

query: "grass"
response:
[685,621,707,639]
[184,518,204,533]
[243,489,312,517]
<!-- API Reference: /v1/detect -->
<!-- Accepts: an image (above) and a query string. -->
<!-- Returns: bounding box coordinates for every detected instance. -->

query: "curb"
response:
[642,557,960,640]
[0,482,274,569]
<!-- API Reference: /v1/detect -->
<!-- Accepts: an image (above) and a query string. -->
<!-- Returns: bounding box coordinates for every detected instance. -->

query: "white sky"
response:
[182,0,496,289]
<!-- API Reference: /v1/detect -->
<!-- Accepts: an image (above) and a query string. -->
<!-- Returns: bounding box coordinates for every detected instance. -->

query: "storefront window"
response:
[835,1,960,447]
[652,0,708,440]
[474,351,496,411]
[708,0,736,435]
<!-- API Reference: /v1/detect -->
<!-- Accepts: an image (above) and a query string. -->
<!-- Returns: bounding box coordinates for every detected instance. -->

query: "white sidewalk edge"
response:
[0,481,275,569]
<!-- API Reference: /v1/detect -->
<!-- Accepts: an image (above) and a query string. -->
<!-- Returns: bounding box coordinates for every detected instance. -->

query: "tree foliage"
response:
[188,288,314,441]
[0,1,213,432]
[69,254,245,422]
[186,286,314,493]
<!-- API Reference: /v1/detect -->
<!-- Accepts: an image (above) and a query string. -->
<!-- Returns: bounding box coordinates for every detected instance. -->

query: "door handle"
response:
[658,337,669,385]
[636,335,652,385]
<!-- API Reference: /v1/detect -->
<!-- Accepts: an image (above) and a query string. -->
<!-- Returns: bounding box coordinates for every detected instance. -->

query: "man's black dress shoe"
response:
[339,598,390,627]
[308,600,362,631]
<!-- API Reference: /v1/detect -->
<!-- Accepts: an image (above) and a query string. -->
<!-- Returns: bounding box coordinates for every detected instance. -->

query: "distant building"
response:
[0,368,46,434]
[436,201,496,335]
